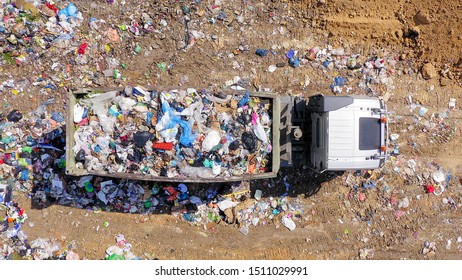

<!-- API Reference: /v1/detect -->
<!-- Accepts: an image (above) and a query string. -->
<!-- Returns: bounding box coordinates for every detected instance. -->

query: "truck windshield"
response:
[359,117,381,150]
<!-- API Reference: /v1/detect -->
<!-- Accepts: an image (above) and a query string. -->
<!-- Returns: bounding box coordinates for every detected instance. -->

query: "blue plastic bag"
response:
[330,76,347,91]
[334,76,347,86]
[289,57,300,67]
[157,101,197,146]
[286,50,295,59]
[255,48,269,57]
[238,91,250,107]
[58,3,78,20]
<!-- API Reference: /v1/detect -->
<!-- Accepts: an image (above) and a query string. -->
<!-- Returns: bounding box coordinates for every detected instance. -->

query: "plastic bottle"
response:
[445,170,452,188]
[240,226,249,236]
[212,161,221,175]
[254,189,262,201]
[106,253,124,260]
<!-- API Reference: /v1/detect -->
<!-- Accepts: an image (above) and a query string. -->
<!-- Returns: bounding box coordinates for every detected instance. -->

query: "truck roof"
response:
[327,97,383,170]
[309,94,387,172]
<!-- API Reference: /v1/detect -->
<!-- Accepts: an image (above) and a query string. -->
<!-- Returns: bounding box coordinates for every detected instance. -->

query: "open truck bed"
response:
[65,87,280,182]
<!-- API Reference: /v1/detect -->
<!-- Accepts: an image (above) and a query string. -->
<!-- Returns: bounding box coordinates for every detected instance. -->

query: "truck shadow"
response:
[29,167,341,213]
[249,166,343,199]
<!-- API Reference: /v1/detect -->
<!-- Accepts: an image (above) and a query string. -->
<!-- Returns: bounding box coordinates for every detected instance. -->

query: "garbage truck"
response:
[66,87,388,182]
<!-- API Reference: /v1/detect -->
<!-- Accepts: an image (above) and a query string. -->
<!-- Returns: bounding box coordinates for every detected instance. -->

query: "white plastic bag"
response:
[202,130,221,152]
[253,122,268,144]
[73,103,84,123]
[282,216,296,231]
[160,127,179,143]
[80,91,117,134]
[114,96,136,111]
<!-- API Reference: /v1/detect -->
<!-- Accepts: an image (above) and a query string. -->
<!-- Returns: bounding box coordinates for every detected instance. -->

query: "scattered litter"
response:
[422,241,437,257]
[359,248,375,260]
[105,234,141,260]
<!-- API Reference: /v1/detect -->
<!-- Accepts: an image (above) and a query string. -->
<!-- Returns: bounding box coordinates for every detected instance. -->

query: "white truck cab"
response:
[308,94,388,172]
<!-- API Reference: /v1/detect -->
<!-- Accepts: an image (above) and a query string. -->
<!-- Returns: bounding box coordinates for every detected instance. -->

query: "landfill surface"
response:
[1,0,462,260]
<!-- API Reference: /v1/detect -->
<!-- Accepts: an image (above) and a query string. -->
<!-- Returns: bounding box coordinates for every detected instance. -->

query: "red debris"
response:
[152,142,174,150]
[426,184,435,194]
[78,117,89,126]
[46,3,59,14]
[78,43,88,54]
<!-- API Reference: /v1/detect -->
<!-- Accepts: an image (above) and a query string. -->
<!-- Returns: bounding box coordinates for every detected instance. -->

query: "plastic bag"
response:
[58,3,78,20]
[173,101,200,116]
[156,101,197,146]
[7,110,22,122]
[35,98,55,117]
[81,91,117,134]
[229,140,240,151]
[282,216,296,231]
[193,103,209,133]
[114,96,137,111]
[155,106,171,131]
[217,199,239,211]
[253,122,268,144]
[133,131,152,147]
[212,161,221,175]
[260,112,271,126]
[178,162,215,178]
[242,131,257,153]
[238,91,250,107]
[202,130,221,152]
[160,127,178,143]
[204,93,232,104]
[73,126,93,155]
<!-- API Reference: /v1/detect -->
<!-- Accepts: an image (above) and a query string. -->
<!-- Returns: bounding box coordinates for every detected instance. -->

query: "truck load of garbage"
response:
[66,86,280,182]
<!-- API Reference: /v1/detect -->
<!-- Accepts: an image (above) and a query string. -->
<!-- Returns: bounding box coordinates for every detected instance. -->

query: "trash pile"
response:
[0,201,29,259]
[234,193,303,234]
[174,182,304,235]
[31,170,304,237]
[0,200,56,260]
[0,1,84,97]
[390,154,454,196]
[0,102,66,194]
[1,201,91,260]
[72,86,273,179]
[0,201,73,260]
[0,93,293,230]
[105,234,140,260]
[0,1,83,65]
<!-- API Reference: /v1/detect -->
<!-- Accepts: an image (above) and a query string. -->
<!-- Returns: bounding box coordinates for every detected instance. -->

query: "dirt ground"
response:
[2,0,462,260]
